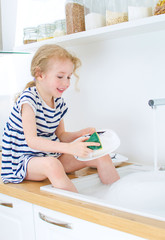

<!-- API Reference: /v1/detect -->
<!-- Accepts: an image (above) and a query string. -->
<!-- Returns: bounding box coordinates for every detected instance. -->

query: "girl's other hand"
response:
[69,136,100,158]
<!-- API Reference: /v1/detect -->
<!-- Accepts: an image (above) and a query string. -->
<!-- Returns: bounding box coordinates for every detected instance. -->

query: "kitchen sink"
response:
[41,164,165,221]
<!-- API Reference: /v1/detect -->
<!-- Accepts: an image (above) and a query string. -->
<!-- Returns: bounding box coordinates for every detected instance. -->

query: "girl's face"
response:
[38,58,74,99]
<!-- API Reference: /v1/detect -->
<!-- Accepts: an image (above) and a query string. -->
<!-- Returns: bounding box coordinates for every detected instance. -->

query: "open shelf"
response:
[14,14,165,53]
[0,52,30,54]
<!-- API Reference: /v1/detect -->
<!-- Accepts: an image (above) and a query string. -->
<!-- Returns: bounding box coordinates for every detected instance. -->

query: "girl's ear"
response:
[35,67,43,80]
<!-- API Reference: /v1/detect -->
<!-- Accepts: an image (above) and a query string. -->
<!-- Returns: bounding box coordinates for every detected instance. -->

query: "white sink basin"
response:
[41,164,165,221]
[103,170,165,218]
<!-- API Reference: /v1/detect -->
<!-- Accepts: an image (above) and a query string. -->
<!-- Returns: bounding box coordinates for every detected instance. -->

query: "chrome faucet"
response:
[148,98,165,108]
[148,98,165,171]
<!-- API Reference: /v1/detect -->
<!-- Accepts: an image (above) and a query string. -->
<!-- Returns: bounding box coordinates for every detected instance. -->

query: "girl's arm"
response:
[56,119,96,143]
[22,104,99,158]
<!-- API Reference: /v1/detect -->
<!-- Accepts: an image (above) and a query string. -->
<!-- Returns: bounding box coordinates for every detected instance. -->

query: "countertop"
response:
[0,154,165,240]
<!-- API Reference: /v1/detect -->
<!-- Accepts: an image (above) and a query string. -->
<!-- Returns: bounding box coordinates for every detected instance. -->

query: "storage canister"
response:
[128,0,154,21]
[23,27,37,44]
[37,23,55,41]
[54,19,66,37]
[84,0,106,30]
[106,0,128,26]
[154,0,165,15]
[65,0,85,34]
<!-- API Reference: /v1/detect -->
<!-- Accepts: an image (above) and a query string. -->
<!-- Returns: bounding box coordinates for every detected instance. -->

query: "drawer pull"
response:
[0,202,13,208]
[39,212,72,229]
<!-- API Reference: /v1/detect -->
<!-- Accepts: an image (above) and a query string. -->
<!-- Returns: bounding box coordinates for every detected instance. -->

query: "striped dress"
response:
[1,86,68,183]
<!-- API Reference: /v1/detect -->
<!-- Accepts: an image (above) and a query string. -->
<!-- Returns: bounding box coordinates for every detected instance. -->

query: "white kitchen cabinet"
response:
[34,205,145,240]
[0,192,146,240]
[0,193,35,240]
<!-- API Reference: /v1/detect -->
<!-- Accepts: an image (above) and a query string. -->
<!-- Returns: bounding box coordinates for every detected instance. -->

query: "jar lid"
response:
[24,27,37,33]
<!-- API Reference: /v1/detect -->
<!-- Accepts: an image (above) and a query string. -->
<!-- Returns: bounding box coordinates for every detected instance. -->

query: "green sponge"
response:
[85,132,102,150]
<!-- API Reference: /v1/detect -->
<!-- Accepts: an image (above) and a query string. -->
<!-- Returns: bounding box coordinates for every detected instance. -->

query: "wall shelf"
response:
[14,14,165,53]
[0,52,30,54]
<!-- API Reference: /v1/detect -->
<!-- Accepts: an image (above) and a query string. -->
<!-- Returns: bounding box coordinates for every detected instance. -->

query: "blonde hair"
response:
[24,44,81,91]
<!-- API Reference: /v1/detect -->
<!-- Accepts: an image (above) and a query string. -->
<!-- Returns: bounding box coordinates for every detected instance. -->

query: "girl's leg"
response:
[88,155,120,184]
[59,154,120,184]
[25,156,77,192]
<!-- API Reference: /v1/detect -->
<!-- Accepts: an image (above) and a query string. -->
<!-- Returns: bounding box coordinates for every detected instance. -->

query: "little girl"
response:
[1,44,120,192]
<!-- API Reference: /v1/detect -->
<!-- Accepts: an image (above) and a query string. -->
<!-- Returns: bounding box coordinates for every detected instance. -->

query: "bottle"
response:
[84,0,106,30]
[54,19,66,37]
[37,23,55,41]
[154,0,165,15]
[128,0,154,21]
[106,0,128,26]
[65,0,85,34]
[23,27,37,44]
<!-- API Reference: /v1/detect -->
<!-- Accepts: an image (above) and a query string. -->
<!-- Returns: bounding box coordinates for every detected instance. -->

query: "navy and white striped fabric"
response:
[1,86,68,183]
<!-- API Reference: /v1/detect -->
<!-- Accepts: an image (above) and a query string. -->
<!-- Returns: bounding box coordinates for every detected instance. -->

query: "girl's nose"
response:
[64,78,70,87]
[60,80,70,90]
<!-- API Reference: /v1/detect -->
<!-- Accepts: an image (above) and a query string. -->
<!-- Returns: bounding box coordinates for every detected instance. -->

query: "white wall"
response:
[0,0,2,50]
[0,53,32,144]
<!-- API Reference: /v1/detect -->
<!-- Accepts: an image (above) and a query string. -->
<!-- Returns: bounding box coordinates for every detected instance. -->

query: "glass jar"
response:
[65,0,85,34]
[84,0,106,30]
[154,0,165,15]
[23,27,37,44]
[37,23,55,41]
[54,19,66,37]
[128,0,154,21]
[106,0,128,26]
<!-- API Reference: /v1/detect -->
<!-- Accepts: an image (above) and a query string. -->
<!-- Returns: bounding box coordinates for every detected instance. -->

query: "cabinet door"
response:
[0,193,35,240]
[34,205,145,240]
[34,205,77,240]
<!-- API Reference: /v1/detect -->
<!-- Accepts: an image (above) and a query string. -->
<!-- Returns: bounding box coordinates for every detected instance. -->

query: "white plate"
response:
[74,129,120,161]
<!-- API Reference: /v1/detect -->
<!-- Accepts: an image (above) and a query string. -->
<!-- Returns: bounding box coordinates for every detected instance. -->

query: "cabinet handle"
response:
[0,202,13,208]
[39,212,72,229]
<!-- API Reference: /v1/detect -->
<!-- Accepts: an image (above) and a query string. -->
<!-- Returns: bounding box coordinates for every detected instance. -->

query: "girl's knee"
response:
[43,157,64,174]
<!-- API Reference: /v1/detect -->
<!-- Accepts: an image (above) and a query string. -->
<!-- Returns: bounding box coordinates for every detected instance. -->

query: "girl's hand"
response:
[79,127,96,137]
[69,136,100,158]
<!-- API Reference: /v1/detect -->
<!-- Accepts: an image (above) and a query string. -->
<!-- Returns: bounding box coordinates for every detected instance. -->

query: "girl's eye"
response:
[57,76,71,80]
